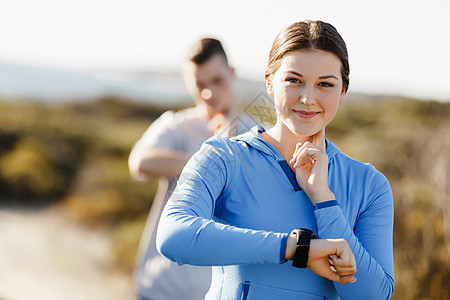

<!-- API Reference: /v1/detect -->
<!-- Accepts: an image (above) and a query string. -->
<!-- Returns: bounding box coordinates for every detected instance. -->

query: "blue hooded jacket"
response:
[157,126,394,300]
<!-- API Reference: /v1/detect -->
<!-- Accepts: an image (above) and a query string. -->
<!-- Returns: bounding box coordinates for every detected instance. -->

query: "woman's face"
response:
[267,49,345,138]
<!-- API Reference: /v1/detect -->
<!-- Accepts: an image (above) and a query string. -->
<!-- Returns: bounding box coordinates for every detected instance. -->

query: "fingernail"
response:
[351,278,357,283]
[329,266,337,272]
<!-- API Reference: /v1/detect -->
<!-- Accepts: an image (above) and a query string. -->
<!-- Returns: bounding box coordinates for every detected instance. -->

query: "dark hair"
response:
[186,38,229,65]
[265,20,350,93]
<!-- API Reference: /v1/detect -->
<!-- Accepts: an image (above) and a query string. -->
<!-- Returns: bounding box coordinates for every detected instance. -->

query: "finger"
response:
[331,252,356,269]
[328,257,334,265]
[289,143,302,164]
[338,275,357,285]
[293,154,310,168]
[330,255,355,270]
[329,254,339,262]
[329,254,341,266]
[331,266,357,277]
[289,142,303,165]
[293,147,321,168]
[332,266,357,276]
[325,270,352,284]
[293,141,318,157]
[312,128,326,151]
[292,143,316,168]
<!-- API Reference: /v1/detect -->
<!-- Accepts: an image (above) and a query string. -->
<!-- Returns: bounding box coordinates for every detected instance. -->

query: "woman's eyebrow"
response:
[285,70,303,77]
[284,71,338,80]
[319,75,338,80]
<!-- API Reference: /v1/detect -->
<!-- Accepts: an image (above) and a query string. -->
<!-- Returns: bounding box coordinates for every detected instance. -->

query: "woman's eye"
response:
[319,82,334,87]
[286,78,300,84]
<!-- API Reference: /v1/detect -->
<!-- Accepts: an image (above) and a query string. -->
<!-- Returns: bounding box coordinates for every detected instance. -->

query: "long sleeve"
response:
[156,136,288,267]
[314,167,395,300]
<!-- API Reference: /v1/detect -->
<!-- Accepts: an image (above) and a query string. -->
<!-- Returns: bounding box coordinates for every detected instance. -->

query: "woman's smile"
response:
[294,110,320,119]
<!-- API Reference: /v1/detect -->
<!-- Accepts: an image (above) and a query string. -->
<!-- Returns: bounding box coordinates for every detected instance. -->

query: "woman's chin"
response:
[289,127,321,138]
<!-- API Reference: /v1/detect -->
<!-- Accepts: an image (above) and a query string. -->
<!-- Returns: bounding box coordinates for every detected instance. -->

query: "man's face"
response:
[183,54,235,118]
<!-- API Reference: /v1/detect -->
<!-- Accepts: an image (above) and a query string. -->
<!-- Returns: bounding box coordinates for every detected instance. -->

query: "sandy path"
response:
[0,205,135,300]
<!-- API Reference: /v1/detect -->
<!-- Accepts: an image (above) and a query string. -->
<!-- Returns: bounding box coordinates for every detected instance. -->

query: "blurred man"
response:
[128,38,254,300]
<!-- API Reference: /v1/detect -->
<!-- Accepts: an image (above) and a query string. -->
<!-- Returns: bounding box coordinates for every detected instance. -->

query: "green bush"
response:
[0,138,64,198]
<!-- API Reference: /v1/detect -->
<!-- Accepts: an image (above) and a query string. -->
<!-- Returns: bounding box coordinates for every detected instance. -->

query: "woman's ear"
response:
[266,76,274,96]
[339,89,346,103]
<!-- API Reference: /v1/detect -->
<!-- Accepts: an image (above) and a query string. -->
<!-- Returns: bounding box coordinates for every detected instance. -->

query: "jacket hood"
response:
[233,125,340,163]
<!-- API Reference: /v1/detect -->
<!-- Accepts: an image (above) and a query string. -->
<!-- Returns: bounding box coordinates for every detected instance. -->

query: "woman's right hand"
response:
[308,238,357,284]
[290,129,335,204]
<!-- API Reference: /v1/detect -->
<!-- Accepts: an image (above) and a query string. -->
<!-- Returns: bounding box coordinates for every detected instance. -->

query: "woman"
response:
[156,20,395,300]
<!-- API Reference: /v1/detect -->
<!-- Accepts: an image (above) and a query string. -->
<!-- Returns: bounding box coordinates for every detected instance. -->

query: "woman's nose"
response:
[299,86,317,105]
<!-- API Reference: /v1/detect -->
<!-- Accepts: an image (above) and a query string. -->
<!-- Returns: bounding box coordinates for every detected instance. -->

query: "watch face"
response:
[296,229,317,245]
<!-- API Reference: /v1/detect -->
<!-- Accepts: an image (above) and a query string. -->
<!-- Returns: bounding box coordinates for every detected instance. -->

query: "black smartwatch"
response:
[291,228,317,268]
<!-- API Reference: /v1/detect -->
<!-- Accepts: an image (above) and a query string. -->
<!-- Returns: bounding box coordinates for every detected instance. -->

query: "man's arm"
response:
[129,147,192,180]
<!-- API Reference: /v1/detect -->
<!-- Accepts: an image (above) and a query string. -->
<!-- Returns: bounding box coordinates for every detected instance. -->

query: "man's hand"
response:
[207,109,239,138]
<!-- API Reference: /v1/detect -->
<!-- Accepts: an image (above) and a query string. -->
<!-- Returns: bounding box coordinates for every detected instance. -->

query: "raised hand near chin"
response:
[289,128,335,204]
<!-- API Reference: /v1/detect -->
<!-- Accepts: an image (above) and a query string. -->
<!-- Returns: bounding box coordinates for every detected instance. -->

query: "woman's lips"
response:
[294,110,319,119]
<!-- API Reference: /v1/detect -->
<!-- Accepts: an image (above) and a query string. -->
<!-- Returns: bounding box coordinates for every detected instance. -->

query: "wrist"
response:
[290,228,317,268]
[310,190,335,205]
[285,233,297,260]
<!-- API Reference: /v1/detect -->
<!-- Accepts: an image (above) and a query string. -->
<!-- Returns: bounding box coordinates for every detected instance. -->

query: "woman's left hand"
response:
[289,129,335,204]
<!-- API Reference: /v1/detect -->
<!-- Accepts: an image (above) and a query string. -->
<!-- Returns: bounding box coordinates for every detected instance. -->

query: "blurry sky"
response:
[1,0,449,100]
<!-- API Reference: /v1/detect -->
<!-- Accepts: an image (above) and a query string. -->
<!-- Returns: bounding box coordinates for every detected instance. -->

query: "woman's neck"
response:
[262,123,313,164]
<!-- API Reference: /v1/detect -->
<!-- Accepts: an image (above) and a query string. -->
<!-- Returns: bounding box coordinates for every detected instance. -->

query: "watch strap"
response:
[291,228,317,268]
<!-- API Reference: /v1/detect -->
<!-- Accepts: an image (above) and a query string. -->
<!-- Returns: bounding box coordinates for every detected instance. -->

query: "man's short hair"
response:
[186,38,228,65]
